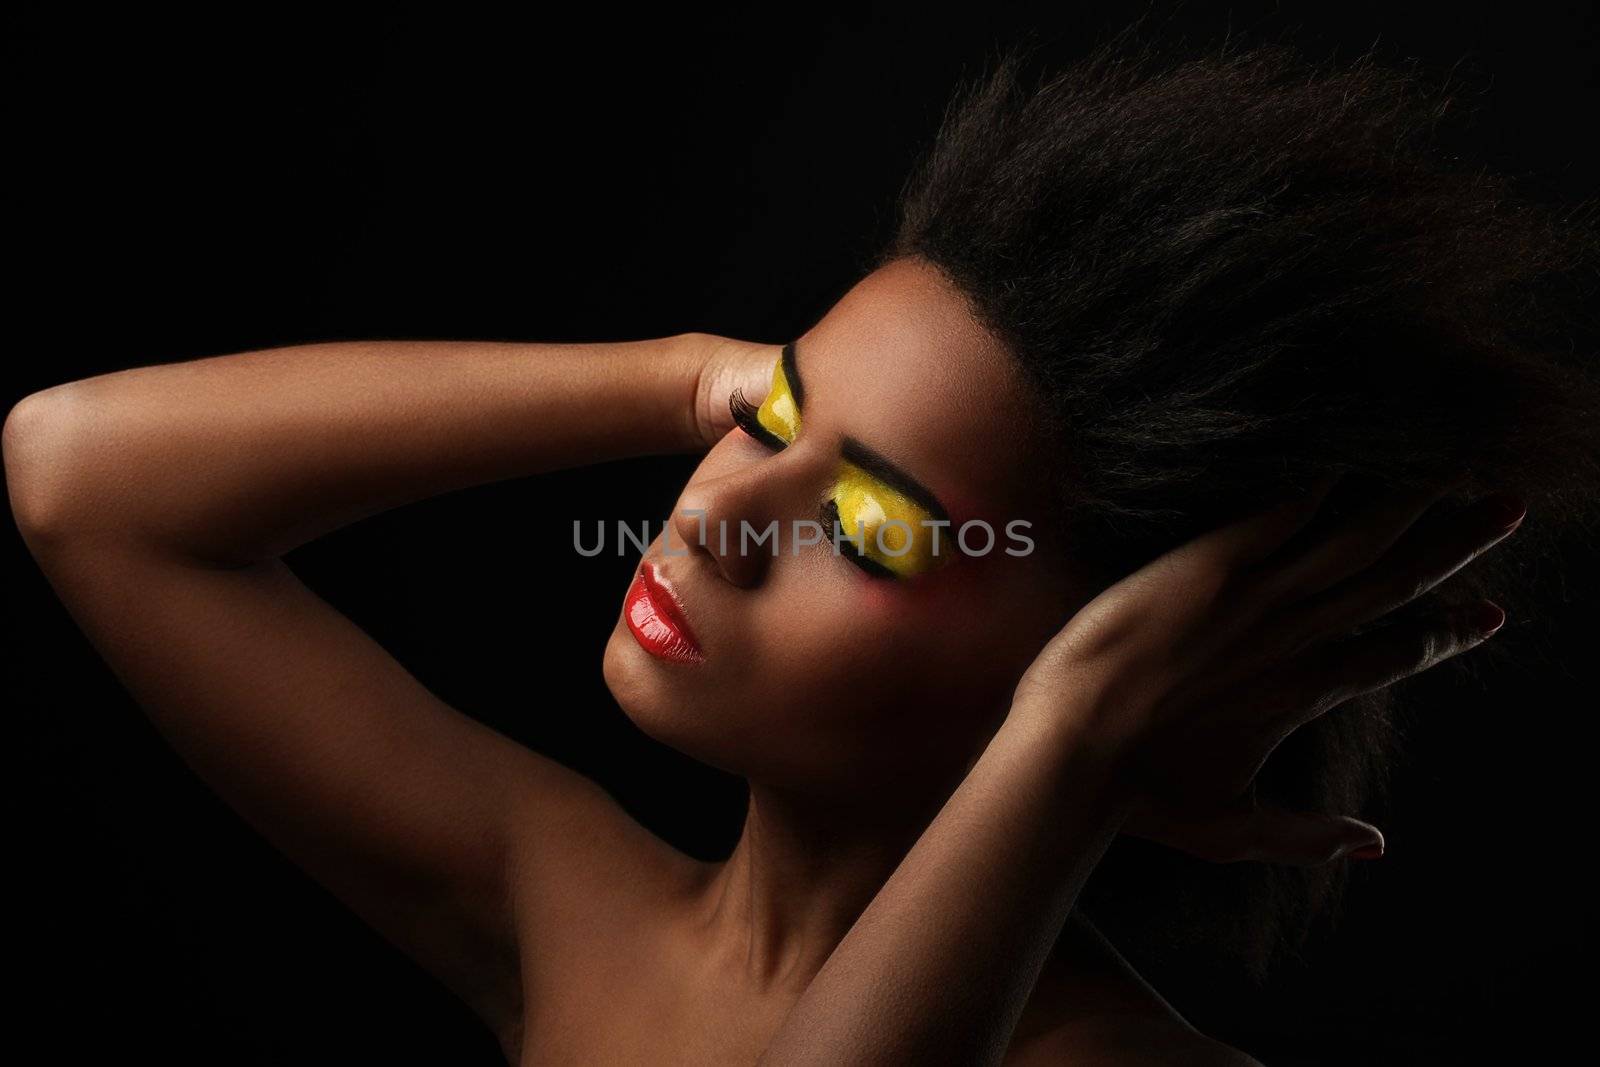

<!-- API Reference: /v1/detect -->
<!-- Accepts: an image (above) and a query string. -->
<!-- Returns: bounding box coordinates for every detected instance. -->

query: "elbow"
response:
[4,384,93,551]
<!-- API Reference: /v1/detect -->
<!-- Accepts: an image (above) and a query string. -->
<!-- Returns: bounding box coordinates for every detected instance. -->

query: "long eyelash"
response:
[819,498,898,580]
[729,387,789,451]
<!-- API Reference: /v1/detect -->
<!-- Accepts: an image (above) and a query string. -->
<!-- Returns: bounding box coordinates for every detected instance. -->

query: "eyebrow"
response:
[790,336,952,522]
[782,338,804,408]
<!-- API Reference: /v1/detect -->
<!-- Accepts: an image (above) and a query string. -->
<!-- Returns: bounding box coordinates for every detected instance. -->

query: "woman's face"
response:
[603,257,1089,796]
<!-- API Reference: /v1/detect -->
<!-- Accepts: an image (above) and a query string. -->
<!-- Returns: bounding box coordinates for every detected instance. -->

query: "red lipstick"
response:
[625,559,705,663]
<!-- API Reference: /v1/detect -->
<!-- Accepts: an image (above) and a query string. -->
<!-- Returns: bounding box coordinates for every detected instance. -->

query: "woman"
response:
[7,34,1598,1065]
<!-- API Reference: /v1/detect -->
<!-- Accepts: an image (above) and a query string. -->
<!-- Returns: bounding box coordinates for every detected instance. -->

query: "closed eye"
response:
[820,497,899,579]
[827,460,952,579]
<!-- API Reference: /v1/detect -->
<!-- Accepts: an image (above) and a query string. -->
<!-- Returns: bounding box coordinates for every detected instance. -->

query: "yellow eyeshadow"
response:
[830,461,949,578]
[756,353,800,443]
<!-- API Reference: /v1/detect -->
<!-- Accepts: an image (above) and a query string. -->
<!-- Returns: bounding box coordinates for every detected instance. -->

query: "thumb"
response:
[1211,805,1386,866]
[1137,799,1385,866]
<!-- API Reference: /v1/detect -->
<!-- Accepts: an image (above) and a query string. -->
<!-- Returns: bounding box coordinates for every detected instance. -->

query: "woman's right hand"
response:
[688,332,784,450]
[1009,471,1526,866]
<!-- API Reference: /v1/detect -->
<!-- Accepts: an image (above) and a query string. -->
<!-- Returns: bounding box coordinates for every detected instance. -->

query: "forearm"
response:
[5,333,707,563]
[756,705,1135,1067]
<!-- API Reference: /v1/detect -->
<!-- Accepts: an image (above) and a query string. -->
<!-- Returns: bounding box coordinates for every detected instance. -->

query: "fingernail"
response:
[1347,842,1385,861]
[1481,491,1526,530]
[1467,600,1506,635]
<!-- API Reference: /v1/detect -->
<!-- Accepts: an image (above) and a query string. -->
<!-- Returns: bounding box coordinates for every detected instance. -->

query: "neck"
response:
[675,736,1181,1039]
[681,700,1004,1004]
[684,742,972,1004]
[688,761,971,999]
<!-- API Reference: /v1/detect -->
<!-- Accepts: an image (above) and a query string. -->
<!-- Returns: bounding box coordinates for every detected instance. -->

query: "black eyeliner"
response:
[819,498,898,580]
[839,437,950,523]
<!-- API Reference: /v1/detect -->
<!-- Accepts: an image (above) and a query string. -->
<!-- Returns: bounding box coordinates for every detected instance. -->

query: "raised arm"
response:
[756,473,1519,1065]
[6,335,720,564]
[1,331,770,1057]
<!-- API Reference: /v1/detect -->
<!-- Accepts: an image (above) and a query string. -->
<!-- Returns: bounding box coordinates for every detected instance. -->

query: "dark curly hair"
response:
[866,26,1600,982]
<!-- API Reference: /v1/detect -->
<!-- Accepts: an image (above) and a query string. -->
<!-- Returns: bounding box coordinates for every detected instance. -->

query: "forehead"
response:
[794,257,1042,523]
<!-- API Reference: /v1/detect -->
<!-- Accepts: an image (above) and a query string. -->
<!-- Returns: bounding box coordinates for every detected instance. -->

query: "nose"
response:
[670,459,786,589]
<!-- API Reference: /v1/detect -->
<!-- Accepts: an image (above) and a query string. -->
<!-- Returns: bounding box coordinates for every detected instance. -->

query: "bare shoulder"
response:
[1009,1015,1265,1066]
[504,766,705,1000]
[505,764,704,951]
[1007,912,1266,1066]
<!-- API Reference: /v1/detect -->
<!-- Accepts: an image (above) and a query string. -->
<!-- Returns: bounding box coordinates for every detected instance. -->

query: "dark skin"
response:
[4,256,1519,1064]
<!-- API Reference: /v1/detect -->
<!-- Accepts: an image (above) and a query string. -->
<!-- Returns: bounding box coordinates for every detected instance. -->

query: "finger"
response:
[1263,598,1505,735]
[1250,472,1468,610]
[1218,806,1386,866]
[1137,798,1385,865]
[1275,491,1525,655]
[698,339,778,445]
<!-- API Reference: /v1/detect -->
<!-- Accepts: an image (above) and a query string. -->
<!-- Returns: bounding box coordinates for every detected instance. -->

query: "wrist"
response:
[654,331,717,454]
[998,698,1143,824]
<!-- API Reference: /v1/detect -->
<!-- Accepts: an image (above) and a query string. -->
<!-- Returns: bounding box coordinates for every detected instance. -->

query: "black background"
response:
[6,4,1596,1064]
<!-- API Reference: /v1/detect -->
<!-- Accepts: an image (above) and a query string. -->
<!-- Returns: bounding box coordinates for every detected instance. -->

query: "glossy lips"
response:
[625,560,705,663]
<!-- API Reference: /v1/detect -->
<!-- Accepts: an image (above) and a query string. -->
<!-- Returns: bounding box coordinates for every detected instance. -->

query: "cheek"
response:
[874,558,1046,700]
[821,561,1011,698]
[860,551,991,630]
[734,560,1037,782]
[746,570,930,719]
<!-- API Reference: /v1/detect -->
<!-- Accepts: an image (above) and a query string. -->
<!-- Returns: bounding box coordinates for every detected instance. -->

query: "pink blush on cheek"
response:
[850,549,991,618]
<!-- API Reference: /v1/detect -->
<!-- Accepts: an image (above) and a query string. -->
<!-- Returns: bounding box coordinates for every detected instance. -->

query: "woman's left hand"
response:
[687,332,783,450]
[1010,472,1526,866]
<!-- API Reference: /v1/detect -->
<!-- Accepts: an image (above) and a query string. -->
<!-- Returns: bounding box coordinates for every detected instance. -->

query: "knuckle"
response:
[1411,631,1441,674]
[1407,621,1468,675]
[1449,618,1486,656]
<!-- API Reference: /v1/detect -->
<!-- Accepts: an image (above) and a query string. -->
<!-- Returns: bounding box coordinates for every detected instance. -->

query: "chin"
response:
[601,623,743,774]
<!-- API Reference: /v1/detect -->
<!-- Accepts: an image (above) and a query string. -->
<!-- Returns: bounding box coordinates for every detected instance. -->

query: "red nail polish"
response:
[1482,492,1526,529]
[1347,843,1384,860]
[1469,601,1506,635]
